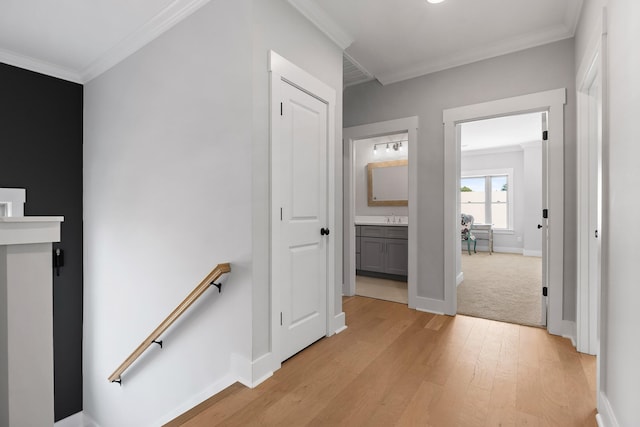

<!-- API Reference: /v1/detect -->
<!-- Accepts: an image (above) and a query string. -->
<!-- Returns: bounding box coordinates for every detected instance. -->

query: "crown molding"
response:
[287,0,354,50]
[80,0,212,82]
[0,48,82,83]
[377,24,574,86]
[565,0,585,36]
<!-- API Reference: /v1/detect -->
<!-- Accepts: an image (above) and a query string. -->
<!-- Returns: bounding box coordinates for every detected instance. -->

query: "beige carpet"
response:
[458,252,542,326]
[355,275,408,304]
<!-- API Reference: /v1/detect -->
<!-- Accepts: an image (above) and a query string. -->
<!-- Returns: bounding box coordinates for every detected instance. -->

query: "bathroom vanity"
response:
[355,217,408,280]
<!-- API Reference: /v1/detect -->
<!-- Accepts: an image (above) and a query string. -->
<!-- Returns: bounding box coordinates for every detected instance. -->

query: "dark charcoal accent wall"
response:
[0,63,83,422]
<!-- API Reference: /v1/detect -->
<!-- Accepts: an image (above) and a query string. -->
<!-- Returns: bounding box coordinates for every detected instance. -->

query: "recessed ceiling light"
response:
[427,0,446,3]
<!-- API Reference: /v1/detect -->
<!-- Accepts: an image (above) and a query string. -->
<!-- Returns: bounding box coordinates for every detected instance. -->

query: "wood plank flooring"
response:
[166,296,596,427]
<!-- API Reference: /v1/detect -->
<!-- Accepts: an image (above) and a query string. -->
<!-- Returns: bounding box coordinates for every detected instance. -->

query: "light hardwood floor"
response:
[166,296,597,427]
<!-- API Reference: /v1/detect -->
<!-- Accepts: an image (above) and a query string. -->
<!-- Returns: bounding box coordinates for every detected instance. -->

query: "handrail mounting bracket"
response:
[211,282,222,293]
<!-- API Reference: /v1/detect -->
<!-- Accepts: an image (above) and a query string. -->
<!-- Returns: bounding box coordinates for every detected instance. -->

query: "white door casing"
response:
[577,18,605,356]
[270,51,337,365]
[541,112,549,326]
[443,89,566,338]
[343,117,419,309]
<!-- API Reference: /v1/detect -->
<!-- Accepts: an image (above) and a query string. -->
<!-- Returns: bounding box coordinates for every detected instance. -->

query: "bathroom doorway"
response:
[343,117,418,307]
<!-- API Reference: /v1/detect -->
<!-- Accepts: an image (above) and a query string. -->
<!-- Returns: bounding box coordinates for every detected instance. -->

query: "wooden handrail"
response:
[108,263,231,383]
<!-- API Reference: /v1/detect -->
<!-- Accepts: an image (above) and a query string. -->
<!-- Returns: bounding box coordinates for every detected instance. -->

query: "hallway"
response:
[167,296,596,426]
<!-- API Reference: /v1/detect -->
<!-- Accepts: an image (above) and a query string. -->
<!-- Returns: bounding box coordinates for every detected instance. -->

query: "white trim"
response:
[287,0,354,50]
[269,50,337,368]
[443,89,566,332]
[523,249,543,257]
[249,353,275,388]
[54,412,95,427]
[462,145,524,156]
[596,392,620,427]
[343,117,419,309]
[414,296,447,315]
[576,11,604,357]
[0,0,212,84]
[561,320,577,347]
[81,0,212,82]
[378,26,574,85]
[152,373,236,427]
[0,48,82,83]
[472,246,522,254]
[0,188,26,217]
[565,0,586,37]
[332,312,347,334]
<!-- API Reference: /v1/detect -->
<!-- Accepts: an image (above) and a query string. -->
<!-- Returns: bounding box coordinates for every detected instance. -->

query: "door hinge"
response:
[280,102,283,116]
[542,286,548,297]
[542,130,548,141]
[542,208,548,219]
[280,312,283,326]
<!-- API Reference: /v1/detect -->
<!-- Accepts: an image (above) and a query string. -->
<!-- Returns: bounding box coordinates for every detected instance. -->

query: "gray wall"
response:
[251,0,344,360]
[83,1,254,425]
[344,39,577,318]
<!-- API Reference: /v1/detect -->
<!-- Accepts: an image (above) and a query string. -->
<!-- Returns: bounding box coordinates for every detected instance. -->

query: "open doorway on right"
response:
[458,112,546,327]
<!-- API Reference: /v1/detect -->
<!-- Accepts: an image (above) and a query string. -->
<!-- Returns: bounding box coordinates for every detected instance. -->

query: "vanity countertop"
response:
[355,215,408,226]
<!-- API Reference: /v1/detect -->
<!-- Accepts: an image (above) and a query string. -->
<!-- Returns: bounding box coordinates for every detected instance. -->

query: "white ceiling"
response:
[461,112,544,152]
[0,0,211,83]
[290,0,584,86]
[0,0,583,85]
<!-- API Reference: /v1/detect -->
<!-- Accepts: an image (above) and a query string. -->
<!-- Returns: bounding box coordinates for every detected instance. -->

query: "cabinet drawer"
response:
[356,236,361,253]
[386,227,408,239]
[360,225,387,238]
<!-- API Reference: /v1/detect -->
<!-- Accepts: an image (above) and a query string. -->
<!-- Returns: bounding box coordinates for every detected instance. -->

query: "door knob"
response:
[537,224,543,229]
[320,228,330,236]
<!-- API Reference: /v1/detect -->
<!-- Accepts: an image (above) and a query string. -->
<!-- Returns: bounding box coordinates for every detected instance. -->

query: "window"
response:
[460,169,513,230]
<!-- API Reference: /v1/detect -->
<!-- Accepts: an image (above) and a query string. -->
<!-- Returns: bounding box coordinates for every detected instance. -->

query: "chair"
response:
[471,223,493,254]
[461,213,476,255]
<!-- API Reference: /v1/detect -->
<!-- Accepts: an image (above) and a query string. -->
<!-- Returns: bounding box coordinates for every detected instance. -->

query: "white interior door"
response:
[274,79,328,362]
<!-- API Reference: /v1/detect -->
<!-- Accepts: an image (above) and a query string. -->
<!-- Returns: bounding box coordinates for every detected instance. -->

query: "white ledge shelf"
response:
[0,216,64,245]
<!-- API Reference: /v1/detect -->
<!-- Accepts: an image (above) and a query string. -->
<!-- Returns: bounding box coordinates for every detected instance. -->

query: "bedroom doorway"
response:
[443,89,566,337]
[457,112,546,326]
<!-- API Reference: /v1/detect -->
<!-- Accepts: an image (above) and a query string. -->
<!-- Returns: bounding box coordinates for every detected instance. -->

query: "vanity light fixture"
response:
[373,139,407,154]
[427,0,446,3]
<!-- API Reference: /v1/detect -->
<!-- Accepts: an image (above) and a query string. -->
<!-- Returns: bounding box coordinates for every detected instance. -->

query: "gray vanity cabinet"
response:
[357,225,408,278]
[360,237,386,272]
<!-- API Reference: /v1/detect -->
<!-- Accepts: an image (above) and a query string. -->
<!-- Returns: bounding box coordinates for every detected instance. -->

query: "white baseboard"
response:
[596,391,620,427]
[151,373,236,427]
[466,246,523,254]
[414,296,447,315]
[54,412,100,427]
[332,311,346,335]
[456,272,464,286]
[561,320,577,347]
[231,353,253,388]
[523,249,543,257]
[250,352,276,388]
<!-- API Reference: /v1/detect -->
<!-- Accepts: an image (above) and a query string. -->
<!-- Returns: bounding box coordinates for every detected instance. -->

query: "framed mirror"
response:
[367,159,408,206]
